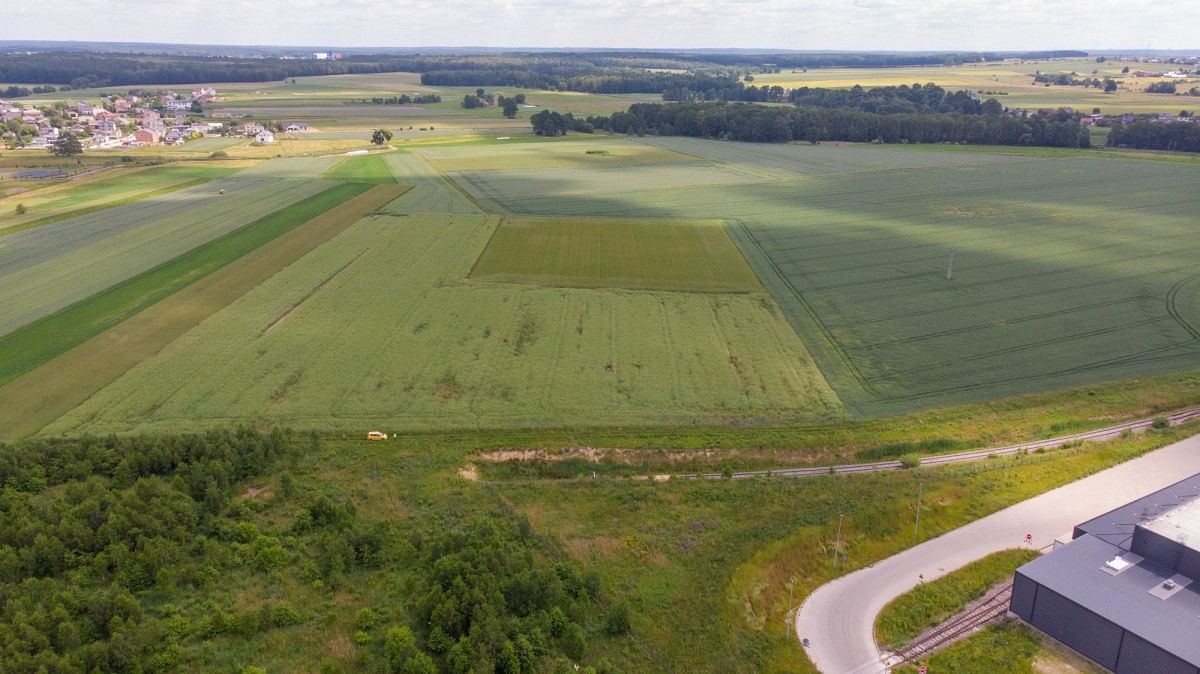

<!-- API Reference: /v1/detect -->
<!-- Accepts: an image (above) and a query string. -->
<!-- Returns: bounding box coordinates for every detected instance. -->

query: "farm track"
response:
[676,405,1200,481]
[0,184,404,439]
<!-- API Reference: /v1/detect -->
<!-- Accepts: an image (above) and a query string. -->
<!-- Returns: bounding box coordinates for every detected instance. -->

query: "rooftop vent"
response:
[1164,579,1178,590]
[1106,557,1131,572]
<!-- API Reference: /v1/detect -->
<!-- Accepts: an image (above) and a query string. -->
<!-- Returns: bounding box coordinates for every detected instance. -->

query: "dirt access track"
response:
[0,183,406,439]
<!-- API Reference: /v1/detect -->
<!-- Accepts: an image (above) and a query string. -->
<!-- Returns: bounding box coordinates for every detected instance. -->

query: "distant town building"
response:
[255,130,275,144]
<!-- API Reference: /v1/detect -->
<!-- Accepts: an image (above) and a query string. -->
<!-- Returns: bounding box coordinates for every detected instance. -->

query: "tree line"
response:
[1108,119,1200,152]
[0,428,627,673]
[1,84,60,98]
[345,94,442,105]
[422,67,738,95]
[788,83,999,114]
[542,102,1092,148]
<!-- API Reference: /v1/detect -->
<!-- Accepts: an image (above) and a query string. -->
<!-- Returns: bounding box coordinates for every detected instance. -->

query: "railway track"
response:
[680,405,1200,481]
[888,582,1015,667]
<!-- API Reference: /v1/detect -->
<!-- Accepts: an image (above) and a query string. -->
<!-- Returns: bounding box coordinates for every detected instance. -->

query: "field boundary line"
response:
[727,218,877,409]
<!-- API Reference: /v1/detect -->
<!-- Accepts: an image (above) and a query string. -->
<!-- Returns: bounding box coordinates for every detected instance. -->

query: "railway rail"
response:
[887,582,1014,667]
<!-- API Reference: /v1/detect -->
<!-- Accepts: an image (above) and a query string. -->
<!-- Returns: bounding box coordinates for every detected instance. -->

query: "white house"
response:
[284,121,309,132]
[255,130,275,144]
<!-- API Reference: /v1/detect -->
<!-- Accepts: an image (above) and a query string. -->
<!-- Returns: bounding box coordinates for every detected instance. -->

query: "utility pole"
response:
[946,249,956,280]
[786,575,796,637]
[914,482,924,539]
[833,513,844,568]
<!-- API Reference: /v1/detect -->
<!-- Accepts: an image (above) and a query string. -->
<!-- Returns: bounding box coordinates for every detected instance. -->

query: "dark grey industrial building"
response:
[1010,473,1200,673]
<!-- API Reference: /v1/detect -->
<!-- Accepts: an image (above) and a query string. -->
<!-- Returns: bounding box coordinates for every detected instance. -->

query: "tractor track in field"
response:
[851,294,1159,350]
[802,238,1200,294]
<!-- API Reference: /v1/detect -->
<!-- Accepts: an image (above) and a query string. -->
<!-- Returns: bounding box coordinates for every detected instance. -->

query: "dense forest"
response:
[0,430,622,673]
[787,84,998,114]
[538,102,1091,148]
[1107,119,1200,151]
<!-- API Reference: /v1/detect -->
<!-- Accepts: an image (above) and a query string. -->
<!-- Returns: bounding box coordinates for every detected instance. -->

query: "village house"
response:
[254,129,275,144]
[135,128,161,144]
[74,100,94,116]
[242,122,266,137]
[284,121,309,132]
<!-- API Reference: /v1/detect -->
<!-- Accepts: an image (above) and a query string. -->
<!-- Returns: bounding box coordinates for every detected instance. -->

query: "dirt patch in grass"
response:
[458,464,479,482]
[0,184,405,438]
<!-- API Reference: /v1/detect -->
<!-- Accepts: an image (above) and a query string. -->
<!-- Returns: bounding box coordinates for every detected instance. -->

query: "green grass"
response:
[0,183,370,388]
[876,548,1038,649]
[322,153,397,184]
[495,423,1198,673]
[894,622,1042,674]
[469,216,763,292]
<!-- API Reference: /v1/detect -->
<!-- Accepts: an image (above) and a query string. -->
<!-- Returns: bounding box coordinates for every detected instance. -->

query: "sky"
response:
[4,0,1197,51]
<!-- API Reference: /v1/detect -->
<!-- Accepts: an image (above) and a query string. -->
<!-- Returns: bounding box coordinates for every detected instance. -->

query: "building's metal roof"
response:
[1017,533,1200,666]
[1074,472,1200,549]
[1144,496,1200,553]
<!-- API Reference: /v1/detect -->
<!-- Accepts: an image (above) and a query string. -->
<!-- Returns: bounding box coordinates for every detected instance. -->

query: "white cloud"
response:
[3,0,1197,50]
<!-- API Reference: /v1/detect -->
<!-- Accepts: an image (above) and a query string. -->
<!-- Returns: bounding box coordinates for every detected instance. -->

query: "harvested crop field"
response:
[0,182,400,438]
[43,212,839,434]
[470,216,762,292]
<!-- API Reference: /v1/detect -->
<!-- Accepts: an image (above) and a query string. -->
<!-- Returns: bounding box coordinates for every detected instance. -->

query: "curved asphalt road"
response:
[795,430,1200,674]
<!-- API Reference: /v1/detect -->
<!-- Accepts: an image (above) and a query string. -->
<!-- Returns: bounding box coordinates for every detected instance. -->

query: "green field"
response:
[0,174,332,336]
[0,162,243,234]
[322,152,397,184]
[450,137,1200,415]
[0,183,372,391]
[470,216,763,292]
[44,210,839,434]
[380,152,482,213]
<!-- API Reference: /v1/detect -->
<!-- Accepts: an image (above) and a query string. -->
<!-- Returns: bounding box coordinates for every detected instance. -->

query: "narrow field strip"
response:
[0,177,212,237]
[0,183,403,438]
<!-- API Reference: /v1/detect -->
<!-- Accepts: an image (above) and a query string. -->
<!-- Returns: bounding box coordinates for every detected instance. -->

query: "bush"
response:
[899,454,921,469]
[272,603,304,627]
[210,150,228,158]
[604,602,631,635]
[14,203,26,215]
[1152,416,1171,429]
[354,607,382,631]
